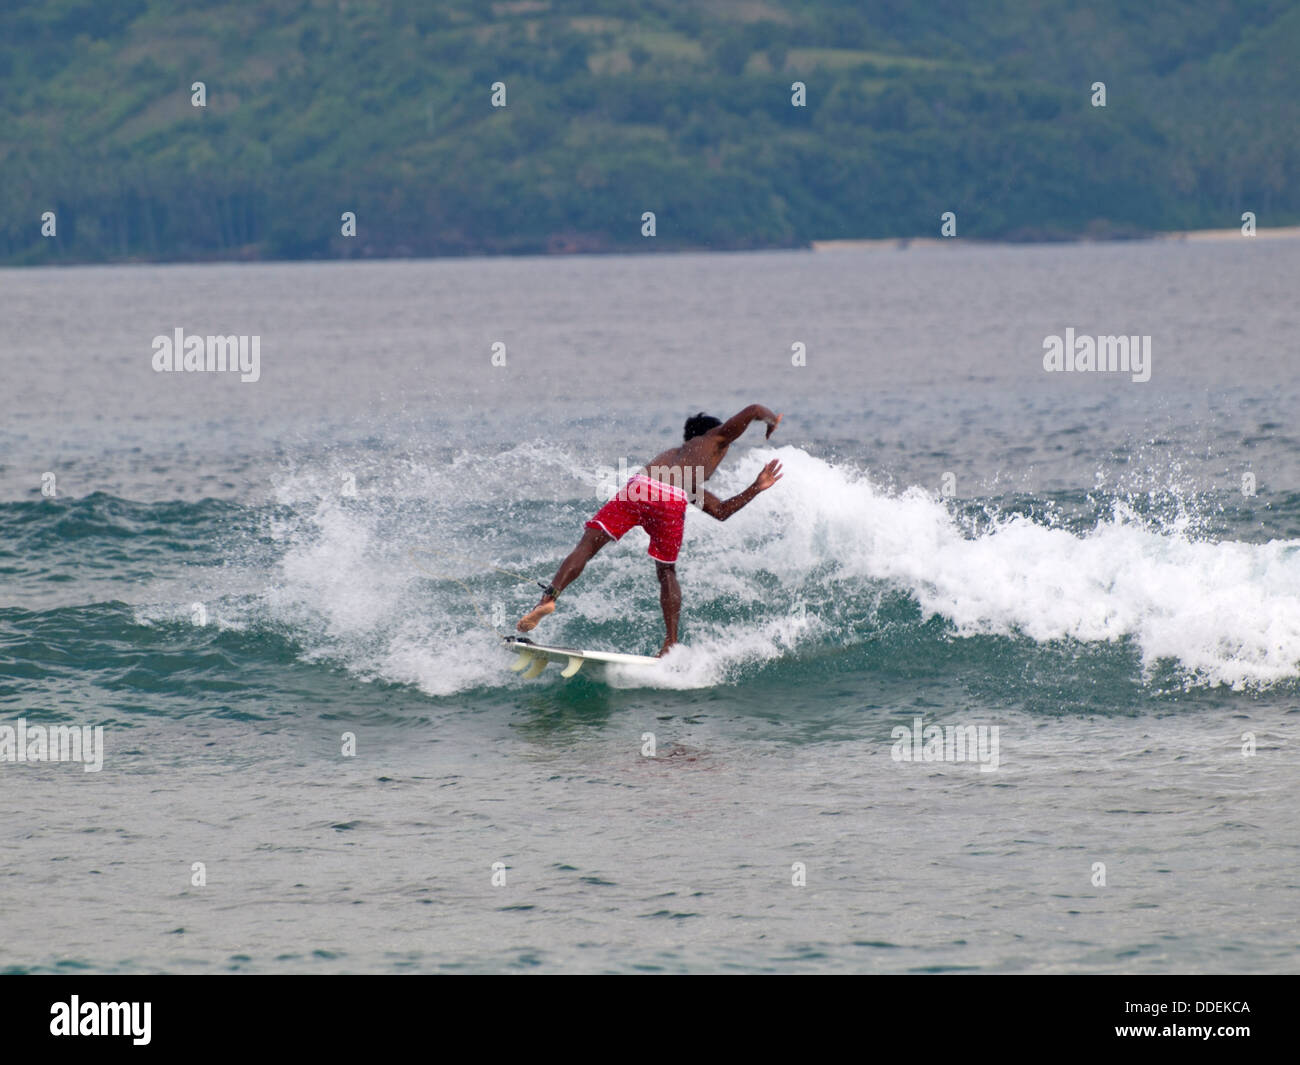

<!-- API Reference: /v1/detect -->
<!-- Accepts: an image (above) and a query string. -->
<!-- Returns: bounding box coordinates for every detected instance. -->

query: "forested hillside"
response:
[2,0,1296,263]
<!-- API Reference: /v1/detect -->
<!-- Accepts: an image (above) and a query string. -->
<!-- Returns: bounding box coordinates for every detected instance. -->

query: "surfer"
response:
[518,405,784,656]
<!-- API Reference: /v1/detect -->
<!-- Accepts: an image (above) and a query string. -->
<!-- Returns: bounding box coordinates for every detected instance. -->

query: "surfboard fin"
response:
[561,656,583,678]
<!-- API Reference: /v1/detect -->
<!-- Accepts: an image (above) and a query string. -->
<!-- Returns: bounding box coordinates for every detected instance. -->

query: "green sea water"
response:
[1,242,1298,972]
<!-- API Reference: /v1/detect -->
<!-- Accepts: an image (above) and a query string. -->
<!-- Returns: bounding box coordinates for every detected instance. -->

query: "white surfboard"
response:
[502,635,659,679]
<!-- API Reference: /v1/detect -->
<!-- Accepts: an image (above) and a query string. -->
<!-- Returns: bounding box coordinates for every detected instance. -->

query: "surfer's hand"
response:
[765,413,783,439]
[754,459,783,491]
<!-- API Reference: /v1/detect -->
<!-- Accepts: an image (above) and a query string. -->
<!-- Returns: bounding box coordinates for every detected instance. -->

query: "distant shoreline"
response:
[811,226,1300,251]
[10,225,1300,269]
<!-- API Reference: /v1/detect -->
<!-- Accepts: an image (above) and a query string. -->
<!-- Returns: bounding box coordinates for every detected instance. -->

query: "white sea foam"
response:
[691,446,1300,691]
[241,444,1300,694]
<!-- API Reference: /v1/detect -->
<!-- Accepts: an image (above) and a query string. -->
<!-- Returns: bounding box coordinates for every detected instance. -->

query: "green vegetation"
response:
[1,0,1297,263]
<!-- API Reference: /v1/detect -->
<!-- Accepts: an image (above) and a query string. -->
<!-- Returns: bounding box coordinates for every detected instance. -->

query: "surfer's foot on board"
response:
[517,597,555,632]
[655,638,677,658]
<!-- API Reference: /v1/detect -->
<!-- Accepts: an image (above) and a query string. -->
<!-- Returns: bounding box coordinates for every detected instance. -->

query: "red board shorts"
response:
[585,474,688,564]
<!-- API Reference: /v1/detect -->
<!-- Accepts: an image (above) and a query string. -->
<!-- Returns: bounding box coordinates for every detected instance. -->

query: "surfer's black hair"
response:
[684,412,722,441]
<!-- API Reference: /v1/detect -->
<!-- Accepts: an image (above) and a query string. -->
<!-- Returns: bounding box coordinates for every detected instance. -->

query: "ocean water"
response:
[1,240,1298,973]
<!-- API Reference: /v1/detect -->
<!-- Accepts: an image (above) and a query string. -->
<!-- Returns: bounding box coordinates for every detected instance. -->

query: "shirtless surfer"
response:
[517,405,784,656]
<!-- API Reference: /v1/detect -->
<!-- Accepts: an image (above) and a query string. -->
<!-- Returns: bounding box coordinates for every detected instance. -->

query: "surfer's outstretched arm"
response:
[714,404,782,445]
[699,460,783,521]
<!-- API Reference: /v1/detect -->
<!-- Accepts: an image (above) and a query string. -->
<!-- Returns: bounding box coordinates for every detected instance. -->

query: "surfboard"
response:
[502,635,659,679]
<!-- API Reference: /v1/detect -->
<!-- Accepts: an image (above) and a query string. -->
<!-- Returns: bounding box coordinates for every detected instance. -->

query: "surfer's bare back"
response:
[518,404,784,656]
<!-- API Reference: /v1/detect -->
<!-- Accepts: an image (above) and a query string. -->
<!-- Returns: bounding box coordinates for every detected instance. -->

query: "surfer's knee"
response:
[655,562,676,582]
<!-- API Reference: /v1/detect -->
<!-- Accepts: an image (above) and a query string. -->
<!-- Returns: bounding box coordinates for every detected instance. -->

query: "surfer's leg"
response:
[552,525,612,593]
[655,561,680,656]
[517,526,612,632]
